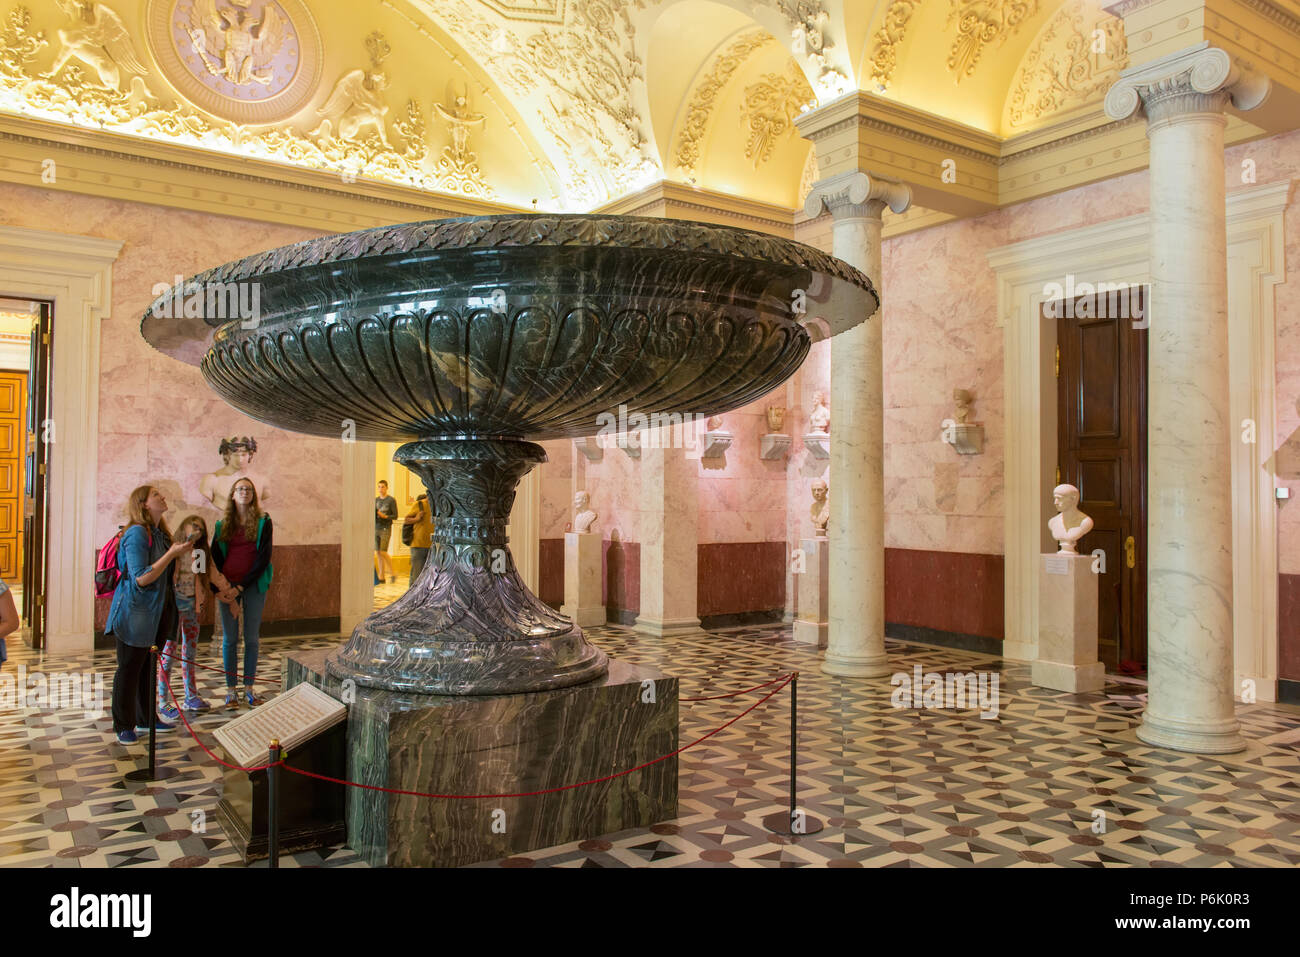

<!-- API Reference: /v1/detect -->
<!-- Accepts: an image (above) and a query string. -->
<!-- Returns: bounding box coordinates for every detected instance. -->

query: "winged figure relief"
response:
[309,69,392,148]
[187,0,289,87]
[47,0,148,90]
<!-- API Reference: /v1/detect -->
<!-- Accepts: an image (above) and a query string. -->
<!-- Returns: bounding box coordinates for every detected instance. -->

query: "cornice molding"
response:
[595,180,797,237]
[797,92,1002,163]
[1229,0,1300,35]
[999,109,1142,163]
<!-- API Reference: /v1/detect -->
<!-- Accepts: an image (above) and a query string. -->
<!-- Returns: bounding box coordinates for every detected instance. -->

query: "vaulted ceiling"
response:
[0,0,1270,216]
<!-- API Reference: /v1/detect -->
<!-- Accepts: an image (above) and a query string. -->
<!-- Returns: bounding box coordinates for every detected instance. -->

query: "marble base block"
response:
[561,532,606,627]
[285,649,677,868]
[1032,553,1104,693]
[793,537,829,649]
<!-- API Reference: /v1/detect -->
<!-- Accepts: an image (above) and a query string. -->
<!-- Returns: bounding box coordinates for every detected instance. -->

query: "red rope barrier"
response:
[157,658,284,773]
[679,673,792,701]
[279,673,793,800]
[155,646,280,688]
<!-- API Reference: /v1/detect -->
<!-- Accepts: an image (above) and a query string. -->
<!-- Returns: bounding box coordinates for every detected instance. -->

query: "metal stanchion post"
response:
[267,738,282,868]
[764,672,823,836]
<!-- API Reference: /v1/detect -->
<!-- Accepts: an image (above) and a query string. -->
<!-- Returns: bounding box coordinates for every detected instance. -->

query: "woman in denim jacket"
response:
[105,485,192,744]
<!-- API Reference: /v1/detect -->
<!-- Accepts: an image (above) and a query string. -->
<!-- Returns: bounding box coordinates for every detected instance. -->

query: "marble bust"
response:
[953,388,973,424]
[809,391,830,434]
[810,478,829,536]
[573,490,598,535]
[706,414,725,432]
[199,435,270,512]
[1049,483,1093,554]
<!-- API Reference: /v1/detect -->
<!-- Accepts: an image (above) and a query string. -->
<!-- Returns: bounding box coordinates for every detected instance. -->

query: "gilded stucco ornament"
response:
[741,62,813,168]
[1006,0,1128,128]
[868,0,919,91]
[674,29,770,178]
[433,87,493,198]
[144,0,323,123]
[47,0,146,90]
[947,0,1040,83]
[310,32,393,150]
[0,10,493,200]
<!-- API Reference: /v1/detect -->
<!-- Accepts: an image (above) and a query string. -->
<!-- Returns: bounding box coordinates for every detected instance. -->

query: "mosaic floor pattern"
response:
[1,624,1297,868]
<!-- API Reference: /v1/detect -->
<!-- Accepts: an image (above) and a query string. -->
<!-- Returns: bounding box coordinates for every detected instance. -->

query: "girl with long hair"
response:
[211,478,274,709]
[156,514,238,718]
[105,485,193,743]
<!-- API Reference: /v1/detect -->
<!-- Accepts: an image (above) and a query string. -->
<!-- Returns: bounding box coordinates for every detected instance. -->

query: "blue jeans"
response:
[220,587,267,688]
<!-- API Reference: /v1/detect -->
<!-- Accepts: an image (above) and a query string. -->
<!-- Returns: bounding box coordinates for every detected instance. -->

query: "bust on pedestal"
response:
[803,391,830,459]
[760,405,790,460]
[1033,484,1104,693]
[793,480,830,648]
[562,491,606,627]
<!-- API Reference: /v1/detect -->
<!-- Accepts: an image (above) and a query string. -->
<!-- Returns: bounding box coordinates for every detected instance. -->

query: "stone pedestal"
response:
[561,532,606,627]
[760,434,790,460]
[793,537,829,649]
[1032,553,1104,693]
[635,437,700,636]
[286,648,678,868]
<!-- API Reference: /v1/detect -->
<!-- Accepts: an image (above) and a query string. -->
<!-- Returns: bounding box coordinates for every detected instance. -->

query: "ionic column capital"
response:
[1105,43,1271,128]
[804,171,912,222]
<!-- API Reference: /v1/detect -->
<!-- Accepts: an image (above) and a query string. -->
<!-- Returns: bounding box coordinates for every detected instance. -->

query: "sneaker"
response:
[116,730,138,744]
[158,704,181,722]
[246,690,264,707]
[182,694,209,713]
[225,690,239,709]
[135,719,175,733]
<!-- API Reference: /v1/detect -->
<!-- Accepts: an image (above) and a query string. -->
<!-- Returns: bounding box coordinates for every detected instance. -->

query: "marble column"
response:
[804,172,911,677]
[1105,46,1268,753]
[634,426,700,636]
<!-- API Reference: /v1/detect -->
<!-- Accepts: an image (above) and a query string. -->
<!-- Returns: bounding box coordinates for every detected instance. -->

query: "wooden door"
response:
[0,370,27,581]
[22,303,50,649]
[1056,288,1148,671]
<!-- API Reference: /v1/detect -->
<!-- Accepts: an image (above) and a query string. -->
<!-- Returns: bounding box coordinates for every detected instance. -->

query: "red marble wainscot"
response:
[1280,573,1300,682]
[538,538,564,608]
[697,542,786,617]
[602,539,640,622]
[884,548,1004,641]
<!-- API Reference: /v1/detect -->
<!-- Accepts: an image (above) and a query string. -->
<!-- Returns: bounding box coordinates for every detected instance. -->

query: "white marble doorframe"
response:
[0,225,123,654]
[987,180,1289,700]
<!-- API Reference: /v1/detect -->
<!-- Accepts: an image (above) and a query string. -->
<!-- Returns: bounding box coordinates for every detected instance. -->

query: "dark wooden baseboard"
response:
[885,622,1004,658]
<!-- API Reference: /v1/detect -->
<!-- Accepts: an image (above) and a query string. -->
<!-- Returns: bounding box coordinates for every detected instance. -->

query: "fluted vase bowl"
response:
[142,215,877,695]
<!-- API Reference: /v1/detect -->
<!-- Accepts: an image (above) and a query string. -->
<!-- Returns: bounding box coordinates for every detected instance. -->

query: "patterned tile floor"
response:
[1,623,1297,868]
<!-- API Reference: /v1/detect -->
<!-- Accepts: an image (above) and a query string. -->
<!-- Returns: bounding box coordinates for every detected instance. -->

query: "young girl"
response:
[156,515,237,719]
[212,478,274,709]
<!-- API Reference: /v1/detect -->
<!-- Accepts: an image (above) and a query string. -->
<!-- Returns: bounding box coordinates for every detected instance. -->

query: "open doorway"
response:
[0,297,51,649]
[372,442,419,611]
[1050,287,1149,674]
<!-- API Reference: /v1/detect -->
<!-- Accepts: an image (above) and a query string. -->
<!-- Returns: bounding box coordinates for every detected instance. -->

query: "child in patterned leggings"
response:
[158,516,236,717]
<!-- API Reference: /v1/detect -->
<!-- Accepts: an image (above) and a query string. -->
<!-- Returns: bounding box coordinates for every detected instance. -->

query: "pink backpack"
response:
[94,526,150,597]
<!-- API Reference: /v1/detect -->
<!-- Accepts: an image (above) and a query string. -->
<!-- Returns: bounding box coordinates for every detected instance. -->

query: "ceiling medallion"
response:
[145,0,322,123]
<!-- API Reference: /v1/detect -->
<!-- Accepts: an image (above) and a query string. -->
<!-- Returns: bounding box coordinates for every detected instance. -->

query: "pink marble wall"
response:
[0,182,340,548]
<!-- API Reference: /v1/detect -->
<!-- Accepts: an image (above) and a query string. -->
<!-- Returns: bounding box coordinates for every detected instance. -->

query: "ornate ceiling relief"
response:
[433,86,493,197]
[741,62,813,168]
[774,0,847,98]
[673,29,770,179]
[0,5,491,201]
[1006,0,1127,129]
[867,0,920,91]
[947,0,1040,83]
[145,0,322,123]
[424,0,656,208]
[797,142,816,204]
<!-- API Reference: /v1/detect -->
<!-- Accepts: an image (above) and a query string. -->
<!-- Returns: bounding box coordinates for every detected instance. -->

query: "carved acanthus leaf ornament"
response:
[947,0,1040,83]
[741,62,813,168]
[867,0,919,91]
[674,29,770,178]
[1006,0,1128,128]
